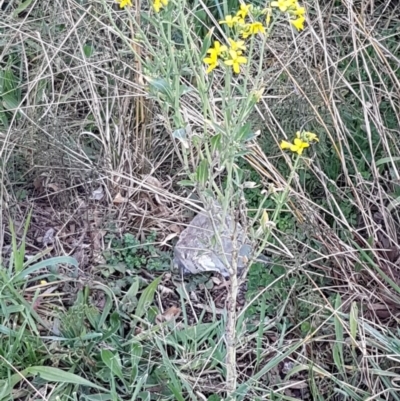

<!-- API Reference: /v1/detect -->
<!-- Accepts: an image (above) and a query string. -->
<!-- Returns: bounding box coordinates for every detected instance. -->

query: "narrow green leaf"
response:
[177,180,195,187]
[196,159,209,186]
[333,294,344,373]
[200,28,214,58]
[12,366,109,392]
[349,301,358,347]
[376,156,400,166]
[12,256,78,282]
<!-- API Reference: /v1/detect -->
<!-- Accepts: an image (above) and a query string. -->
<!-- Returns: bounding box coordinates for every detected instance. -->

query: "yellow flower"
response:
[280,137,309,155]
[242,22,265,38]
[228,38,246,52]
[290,15,305,31]
[203,52,219,74]
[291,3,306,16]
[153,0,168,12]
[219,15,241,28]
[271,0,295,12]
[203,41,227,73]
[208,41,228,57]
[224,50,247,74]
[40,280,47,285]
[116,0,132,8]
[236,3,252,19]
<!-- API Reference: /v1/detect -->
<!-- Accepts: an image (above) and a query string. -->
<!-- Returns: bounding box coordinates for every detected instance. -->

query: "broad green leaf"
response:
[12,0,34,16]
[146,77,173,102]
[235,122,254,142]
[83,43,95,58]
[101,349,124,380]
[2,93,19,111]
[130,341,143,367]
[210,133,222,153]
[122,276,139,304]
[135,276,162,319]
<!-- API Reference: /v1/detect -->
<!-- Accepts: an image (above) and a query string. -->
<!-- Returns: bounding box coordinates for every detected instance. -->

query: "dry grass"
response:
[1,0,400,400]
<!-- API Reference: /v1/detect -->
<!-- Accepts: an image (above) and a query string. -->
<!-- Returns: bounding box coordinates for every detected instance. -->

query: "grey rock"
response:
[173,201,268,277]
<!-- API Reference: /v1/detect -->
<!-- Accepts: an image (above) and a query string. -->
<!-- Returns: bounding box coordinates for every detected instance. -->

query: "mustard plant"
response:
[106,0,316,395]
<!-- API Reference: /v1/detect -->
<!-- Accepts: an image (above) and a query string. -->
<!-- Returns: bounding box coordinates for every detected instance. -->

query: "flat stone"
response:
[173,201,267,277]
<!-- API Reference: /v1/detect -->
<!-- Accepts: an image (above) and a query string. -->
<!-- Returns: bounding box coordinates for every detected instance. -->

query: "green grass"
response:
[1,0,400,400]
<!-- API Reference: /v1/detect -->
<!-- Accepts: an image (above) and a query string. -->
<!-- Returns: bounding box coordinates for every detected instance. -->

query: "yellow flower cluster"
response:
[219,4,266,40]
[116,0,168,12]
[203,39,247,74]
[116,0,132,8]
[204,3,265,74]
[271,0,306,31]
[280,131,318,155]
[153,0,168,12]
[204,1,306,74]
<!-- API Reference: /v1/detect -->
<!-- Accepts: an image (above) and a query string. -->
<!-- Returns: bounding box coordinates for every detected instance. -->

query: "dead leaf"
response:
[142,175,162,189]
[158,284,175,296]
[156,306,181,324]
[33,176,44,191]
[169,224,182,234]
[211,277,222,285]
[113,192,128,204]
[42,228,55,246]
[161,233,178,246]
[90,186,104,201]
[47,183,60,192]
[91,229,106,251]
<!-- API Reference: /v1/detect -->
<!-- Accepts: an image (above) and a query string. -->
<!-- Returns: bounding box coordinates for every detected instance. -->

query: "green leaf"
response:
[101,350,124,380]
[122,276,139,303]
[179,84,192,96]
[177,180,195,187]
[12,0,34,16]
[2,92,19,111]
[333,294,344,373]
[146,77,173,101]
[200,28,214,58]
[12,256,78,283]
[83,43,95,58]
[210,133,222,154]
[12,367,109,392]
[376,156,400,166]
[135,276,162,319]
[196,159,209,186]
[349,301,358,347]
[130,341,143,368]
[235,122,254,142]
